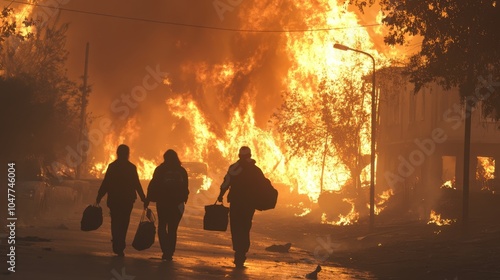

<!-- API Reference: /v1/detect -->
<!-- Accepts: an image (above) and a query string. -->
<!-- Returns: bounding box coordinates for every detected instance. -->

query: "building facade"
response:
[376,68,500,217]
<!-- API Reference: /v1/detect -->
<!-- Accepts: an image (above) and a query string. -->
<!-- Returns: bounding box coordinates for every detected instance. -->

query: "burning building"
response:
[4,1,427,224]
[377,67,500,222]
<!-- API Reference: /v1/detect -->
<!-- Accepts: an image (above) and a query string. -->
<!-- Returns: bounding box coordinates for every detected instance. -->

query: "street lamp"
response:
[333,43,376,229]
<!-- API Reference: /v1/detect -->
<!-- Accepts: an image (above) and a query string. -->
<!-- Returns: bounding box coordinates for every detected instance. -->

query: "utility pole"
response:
[333,43,377,230]
[76,42,89,179]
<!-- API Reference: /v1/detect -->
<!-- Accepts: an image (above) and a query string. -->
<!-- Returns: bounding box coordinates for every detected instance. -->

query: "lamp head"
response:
[333,43,349,51]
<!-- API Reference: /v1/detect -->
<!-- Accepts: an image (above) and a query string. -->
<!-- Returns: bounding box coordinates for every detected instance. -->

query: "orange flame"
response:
[427,210,456,226]
[88,1,399,222]
[322,198,359,225]
[372,189,394,215]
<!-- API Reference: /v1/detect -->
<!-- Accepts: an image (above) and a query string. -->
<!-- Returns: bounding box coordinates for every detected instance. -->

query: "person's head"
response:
[116,144,130,160]
[163,149,181,166]
[238,146,252,160]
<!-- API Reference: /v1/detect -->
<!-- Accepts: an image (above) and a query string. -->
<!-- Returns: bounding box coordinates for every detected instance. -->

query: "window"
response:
[441,156,456,189]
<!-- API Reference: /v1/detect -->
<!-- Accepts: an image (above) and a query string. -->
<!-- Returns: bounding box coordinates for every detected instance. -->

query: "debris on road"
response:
[305,264,322,279]
[265,242,292,252]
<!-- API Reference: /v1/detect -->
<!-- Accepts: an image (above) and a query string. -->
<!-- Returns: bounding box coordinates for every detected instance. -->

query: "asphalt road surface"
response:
[1,198,375,280]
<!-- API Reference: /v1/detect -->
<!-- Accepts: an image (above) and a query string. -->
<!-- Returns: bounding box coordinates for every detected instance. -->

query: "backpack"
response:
[253,177,278,211]
[147,166,186,203]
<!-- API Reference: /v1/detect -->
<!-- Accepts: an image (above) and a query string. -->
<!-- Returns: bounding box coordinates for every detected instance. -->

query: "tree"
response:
[272,87,333,192]
[0,7,79,167]
[348,0,500,222]
[320,76,370,195]
[348,0,500,112]
[272,69,370,195]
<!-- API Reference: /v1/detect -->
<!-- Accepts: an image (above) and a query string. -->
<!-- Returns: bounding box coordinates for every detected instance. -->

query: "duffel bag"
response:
[81,204,103,231]
[132,208,156,251]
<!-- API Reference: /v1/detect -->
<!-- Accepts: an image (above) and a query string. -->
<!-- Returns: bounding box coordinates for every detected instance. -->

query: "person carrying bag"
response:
[145,149,189,261]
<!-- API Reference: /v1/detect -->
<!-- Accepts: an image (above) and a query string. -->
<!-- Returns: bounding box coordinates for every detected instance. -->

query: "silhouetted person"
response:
[96,144,147,257]
[145,149,189,261]
[218,146,266,268]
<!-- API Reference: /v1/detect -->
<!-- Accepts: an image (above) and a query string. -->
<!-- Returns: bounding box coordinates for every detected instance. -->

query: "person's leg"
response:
[164,204,183,259]
[110,203,133,255]
[230,204,255,267]
[156,203,168,258]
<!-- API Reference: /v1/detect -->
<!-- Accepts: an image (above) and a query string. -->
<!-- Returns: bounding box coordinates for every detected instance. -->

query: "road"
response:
[1,193,375,280]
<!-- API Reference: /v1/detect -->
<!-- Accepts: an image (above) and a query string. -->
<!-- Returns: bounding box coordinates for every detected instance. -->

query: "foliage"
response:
[272,70,370,192]
[347,0,500,117]
[0,7,33,53]
[0,7,79,163]
[320,77,370,184]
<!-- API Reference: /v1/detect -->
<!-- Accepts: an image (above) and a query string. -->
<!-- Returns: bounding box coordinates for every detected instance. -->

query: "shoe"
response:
[161,253,173,261]
[114,251,125,257]
[234,252,246,268]
[234,262,245,269]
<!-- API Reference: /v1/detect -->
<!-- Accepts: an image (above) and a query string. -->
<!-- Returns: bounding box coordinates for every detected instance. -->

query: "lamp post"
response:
[333,43,376,229]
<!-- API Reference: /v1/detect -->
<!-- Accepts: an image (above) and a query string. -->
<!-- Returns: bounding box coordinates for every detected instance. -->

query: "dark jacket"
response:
[97,159,146,207]
[221,158,265,206]
[147,163,189,204]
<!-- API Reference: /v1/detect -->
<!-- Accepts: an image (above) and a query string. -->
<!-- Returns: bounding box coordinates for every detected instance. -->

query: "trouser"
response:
[109,202,134,254]
[229,203,255,254]
[157,202,183,256]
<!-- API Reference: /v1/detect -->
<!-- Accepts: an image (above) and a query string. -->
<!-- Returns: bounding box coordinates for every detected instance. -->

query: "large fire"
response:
[0,0,427,227]
[75,1,409,224]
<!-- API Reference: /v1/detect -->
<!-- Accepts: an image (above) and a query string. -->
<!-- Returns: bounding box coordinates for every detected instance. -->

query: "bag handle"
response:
[140,208,156,223]
[214,199,225,206]
[146,208,156,223]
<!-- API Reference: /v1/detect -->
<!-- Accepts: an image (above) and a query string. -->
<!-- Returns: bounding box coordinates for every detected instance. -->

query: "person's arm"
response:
[132,165,146,202]
[218,167,232,202]
[182,167,189,203]
[146,167,159,201]
[96,165,111,204]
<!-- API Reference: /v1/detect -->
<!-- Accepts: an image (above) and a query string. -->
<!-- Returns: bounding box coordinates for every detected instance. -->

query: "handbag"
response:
[80,204,103,231]
[132,208,156,251]
[203,200,229,231]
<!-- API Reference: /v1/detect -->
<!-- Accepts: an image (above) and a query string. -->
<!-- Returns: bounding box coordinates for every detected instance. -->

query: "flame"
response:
[441,180,456,189]
[427,210,456,226]
[293,202,312,217]
[12,2,34,36]
[372,189,394,215]
[137,157,158,180]
[87,1,399,222]
[476,156,495,193]
[321,198,359,225]
[197,176,213,193]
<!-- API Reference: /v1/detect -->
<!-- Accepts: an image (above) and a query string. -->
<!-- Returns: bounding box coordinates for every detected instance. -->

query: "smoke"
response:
[55,0,413,180]
[58,1,290,163]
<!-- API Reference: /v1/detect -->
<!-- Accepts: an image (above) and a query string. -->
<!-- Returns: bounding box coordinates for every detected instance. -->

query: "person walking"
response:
[217,146,266,268]
[96,144,147,257]
[145,149,189,261]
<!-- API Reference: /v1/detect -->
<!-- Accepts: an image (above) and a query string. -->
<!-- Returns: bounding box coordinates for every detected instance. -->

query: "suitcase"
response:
[132,208,156,251]
[81,204,103,231]
[203,201,229,231]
